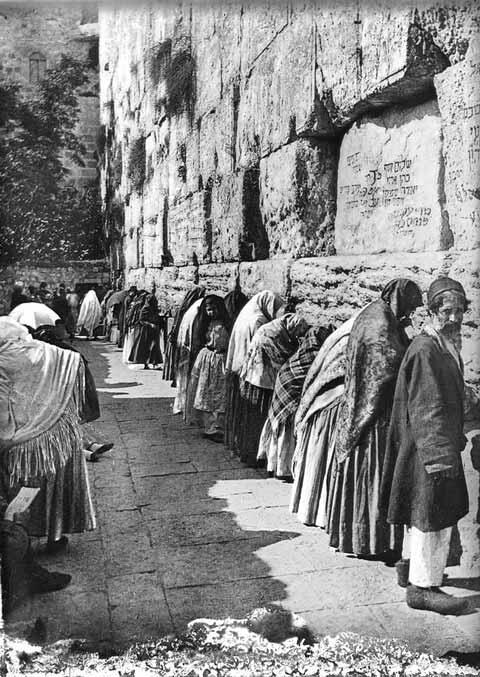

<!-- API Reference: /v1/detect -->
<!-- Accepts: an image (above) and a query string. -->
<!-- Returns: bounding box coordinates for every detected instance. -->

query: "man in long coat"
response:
[382,277,469,615]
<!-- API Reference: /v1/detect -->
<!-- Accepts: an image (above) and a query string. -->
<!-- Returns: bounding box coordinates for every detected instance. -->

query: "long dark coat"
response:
[381,333,468,531]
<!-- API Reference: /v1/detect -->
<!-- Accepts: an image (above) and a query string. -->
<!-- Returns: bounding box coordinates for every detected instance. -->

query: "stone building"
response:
[98,2,479,391]
[0,2,100,187]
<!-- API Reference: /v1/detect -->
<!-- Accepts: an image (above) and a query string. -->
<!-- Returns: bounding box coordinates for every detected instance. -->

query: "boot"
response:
[406,584,468,614]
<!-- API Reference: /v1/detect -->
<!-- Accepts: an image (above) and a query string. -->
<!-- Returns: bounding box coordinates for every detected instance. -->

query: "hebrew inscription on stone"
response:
[335,100,445,255]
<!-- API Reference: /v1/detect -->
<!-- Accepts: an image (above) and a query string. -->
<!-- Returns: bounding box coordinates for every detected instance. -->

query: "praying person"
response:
[77,288,103,339]
[163,285,205,385]
[381,277,470,614]
[238,313,310,467]
[129,293,163,369]
[327,279,423,559]
[0,317,96,554]
[184,295,232,441]
[259,324,333,480]
[224,291,285,454]
[172,297,205,415]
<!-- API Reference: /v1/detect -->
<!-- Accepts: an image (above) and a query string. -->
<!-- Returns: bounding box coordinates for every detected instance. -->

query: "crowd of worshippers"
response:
[150,276,477,617]
[1,274,479,620]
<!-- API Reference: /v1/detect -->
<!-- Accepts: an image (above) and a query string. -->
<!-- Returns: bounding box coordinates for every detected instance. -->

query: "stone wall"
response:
[98,1,480,370]
[0,260,111,315]
[97,1,480,574]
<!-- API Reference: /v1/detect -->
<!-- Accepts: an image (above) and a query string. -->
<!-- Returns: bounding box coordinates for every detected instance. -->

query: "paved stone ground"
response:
[6,340,480,655]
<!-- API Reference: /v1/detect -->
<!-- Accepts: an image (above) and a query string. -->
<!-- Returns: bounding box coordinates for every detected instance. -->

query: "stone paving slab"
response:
[5,340,479,656]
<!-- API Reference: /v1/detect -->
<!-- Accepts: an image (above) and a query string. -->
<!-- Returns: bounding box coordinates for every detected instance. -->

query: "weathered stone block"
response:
[239,259,291,299]
[197,263,239,296]
[435,36,480,250]
[259,139,337,258]
[168,191,210,266]
[335,100,449,255]
[191,9,222,119]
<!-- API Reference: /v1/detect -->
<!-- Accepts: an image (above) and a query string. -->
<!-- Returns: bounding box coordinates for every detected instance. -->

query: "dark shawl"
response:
[334,296,412,463]
[163,285,205,383]
[269,325,333,425]
[193,295,231,351]
[382,333,468,531]
[223,288,248,324]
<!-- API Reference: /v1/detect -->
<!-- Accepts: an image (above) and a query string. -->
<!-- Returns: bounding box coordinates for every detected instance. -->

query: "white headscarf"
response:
[77,290,103,335]
[225,291,284,374]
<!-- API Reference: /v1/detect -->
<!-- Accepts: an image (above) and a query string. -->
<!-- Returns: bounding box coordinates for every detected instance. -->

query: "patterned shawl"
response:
[334,293,415,463]
[269,325,333,426]
[240,314,309,390]
[225,291,284,374]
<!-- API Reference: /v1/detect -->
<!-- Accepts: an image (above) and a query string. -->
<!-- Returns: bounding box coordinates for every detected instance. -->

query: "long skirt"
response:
[163,340,176,384]
[290,396,340,527]
[237,381,272,467]
[129,324,163,365]
[258,417,295,479]
[172,345,192,414]
[185,348,226,432]
[122,328,135,364]
[224,372,241,452]
[326,410,403,557]
[2,413,96,541]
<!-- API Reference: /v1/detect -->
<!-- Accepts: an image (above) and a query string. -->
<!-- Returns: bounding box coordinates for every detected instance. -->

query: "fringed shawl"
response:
[240,314,308,390]
[225,291,284,375]
[0,337,83,483]
[269,325,333,426]
[334,299,410,463]
[77,290,102,334]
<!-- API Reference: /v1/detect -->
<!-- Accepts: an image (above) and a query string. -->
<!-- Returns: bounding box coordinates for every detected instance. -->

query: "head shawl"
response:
[427,277,467,309]
[381,279,423,320]
[270,325,333,426]
[335,293,413,463]
[194,295,231,350]
[0,324,82,465]
[223,287,248,323]
[77,290,103,334]
[240,314,308,390]
[225,291,285,374]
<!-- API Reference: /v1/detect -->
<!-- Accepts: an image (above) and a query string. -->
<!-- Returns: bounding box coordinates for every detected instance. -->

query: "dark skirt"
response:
[224,372,241,452]
[129,324,163,365]
[163,340,176,383]
[237,380,273,467]
[326,410,403,557]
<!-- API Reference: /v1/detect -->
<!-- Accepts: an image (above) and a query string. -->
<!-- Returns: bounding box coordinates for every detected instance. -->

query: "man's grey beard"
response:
[441,323,462,351]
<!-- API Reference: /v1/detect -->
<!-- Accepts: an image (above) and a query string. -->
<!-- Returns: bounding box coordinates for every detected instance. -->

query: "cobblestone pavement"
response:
[6,340,480,655]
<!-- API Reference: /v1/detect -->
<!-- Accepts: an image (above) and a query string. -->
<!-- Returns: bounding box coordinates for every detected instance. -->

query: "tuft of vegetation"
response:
[147,38,172,87]
[127,136,146,193]
[0,55,105,263]
[164,49,196,119]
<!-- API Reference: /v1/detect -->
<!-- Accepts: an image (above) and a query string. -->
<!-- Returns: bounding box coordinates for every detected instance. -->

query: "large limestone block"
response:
[240,2,289,76]
[435,37,480,250]
[191,9,222,119]
[335,100,449,255]
[259,139,337,258]
[168,191,210,266]
[239,259,291,299]
[155,265,198,314]
[313,6,451,129]
[237,13,324,168]
[197,263,240,296]
[209,170,268,263]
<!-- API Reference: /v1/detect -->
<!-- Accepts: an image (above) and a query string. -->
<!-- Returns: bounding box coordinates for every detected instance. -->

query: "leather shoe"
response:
[406,584,468,614]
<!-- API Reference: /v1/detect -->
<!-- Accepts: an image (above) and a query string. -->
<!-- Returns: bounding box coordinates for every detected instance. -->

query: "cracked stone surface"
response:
[6,339,480,654]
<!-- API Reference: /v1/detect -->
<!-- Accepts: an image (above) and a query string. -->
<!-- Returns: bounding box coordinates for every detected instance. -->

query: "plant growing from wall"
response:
[164,49,196,119]
[127,136,146,193]
[147,39,172,87]
[0,55,105,263]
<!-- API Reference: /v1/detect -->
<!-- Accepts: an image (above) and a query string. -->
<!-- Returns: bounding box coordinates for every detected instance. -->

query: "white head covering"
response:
[225,291,284,374]
[0,316,31,344]
[77,290,103,336]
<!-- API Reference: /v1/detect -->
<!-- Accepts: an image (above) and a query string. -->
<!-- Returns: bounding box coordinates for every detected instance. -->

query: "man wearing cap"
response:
[382,276,469,614]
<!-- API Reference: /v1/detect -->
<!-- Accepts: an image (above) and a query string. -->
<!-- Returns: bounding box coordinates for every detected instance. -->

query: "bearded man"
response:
[382,277,470,614]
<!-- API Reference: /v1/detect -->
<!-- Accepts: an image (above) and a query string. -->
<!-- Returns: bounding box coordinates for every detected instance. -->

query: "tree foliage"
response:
[0,55,104,264]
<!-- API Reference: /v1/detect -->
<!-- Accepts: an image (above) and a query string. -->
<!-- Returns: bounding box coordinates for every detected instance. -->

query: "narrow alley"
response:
[6,340,480,657]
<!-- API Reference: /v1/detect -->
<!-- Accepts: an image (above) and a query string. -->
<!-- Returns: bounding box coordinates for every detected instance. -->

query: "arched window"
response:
[29,52,46,83]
